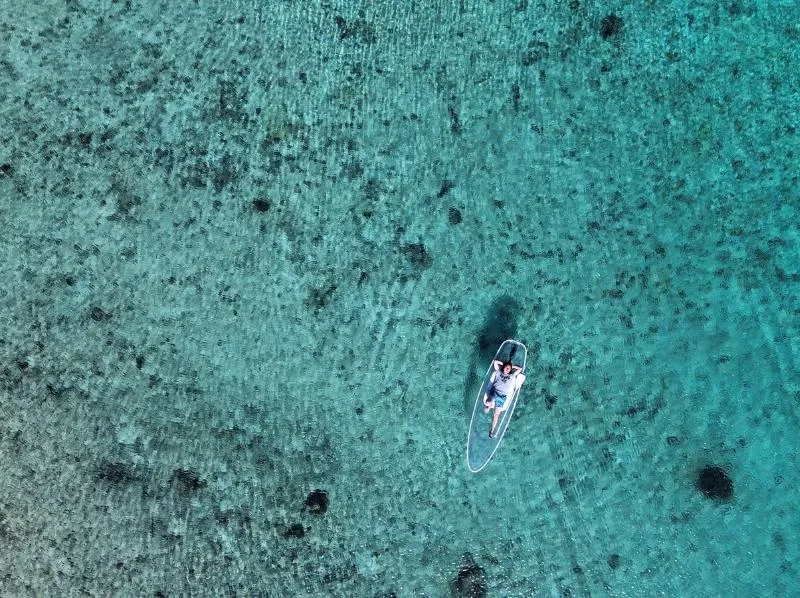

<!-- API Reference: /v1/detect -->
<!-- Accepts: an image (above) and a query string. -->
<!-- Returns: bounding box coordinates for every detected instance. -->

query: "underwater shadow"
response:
[462,295,522,415]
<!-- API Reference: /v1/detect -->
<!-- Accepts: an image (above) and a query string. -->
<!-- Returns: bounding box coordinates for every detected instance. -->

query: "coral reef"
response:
[696,466,734,501]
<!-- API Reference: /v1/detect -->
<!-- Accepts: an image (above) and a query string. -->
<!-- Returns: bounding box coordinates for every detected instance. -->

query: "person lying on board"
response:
[483,360,525,438]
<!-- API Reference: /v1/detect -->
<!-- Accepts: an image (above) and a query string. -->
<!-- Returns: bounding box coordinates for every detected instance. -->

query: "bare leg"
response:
[483,394,493,414]
[489,408,502,437]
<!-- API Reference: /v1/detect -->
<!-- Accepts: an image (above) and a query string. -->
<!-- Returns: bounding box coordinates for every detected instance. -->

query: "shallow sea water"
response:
[0,1,798,596]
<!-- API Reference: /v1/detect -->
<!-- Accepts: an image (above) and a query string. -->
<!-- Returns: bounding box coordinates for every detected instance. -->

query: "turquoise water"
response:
[1,0,798,595]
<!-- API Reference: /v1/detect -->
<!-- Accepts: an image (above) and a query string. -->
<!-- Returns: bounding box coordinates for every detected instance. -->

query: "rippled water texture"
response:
[0,1,798,595]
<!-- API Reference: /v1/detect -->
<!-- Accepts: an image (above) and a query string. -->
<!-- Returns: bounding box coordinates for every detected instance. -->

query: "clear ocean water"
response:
[1,1,798,596]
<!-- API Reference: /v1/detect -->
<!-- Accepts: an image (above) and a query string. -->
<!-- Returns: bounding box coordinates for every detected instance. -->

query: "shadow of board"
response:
[462,295,523,416]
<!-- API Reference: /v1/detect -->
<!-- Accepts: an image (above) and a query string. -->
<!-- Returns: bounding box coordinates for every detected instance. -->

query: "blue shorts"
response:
[490,390,508,410]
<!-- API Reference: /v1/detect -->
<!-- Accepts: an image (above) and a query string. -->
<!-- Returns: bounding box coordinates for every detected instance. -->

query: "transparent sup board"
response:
[466,340,527,473]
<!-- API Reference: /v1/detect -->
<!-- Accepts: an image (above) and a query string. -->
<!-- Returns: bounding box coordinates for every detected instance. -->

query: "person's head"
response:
[502,361,513,374]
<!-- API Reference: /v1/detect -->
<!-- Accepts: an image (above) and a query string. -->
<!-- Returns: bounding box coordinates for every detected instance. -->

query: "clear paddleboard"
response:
[466,339,527,473]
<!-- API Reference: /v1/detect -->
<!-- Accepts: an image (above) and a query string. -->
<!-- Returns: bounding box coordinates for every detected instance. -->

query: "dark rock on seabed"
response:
[282,523,305,538]
[599,14,624,40]
[172,468,207,492]
[401,242,433,270]
[450,553,487,598]
[696,465,734,500]
[304,489,329,515]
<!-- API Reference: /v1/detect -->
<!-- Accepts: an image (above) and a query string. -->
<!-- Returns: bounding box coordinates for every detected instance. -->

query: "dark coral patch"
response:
[307,283,337,312]
[448,106,462,135]
[696,465,733,500]
[94,459,139,486]
[282,523,305,538]
[304,489,329,515]
[252,197,271,212]
[401,243,433,270]
[437,179,455,198]
[172,469,207,492]
[450,553,487,598]
[600,14,624,39]
[90,306,110,322]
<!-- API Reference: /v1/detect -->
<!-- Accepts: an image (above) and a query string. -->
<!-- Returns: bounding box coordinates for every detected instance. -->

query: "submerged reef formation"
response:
[282,523,305,539]
[450,553,487,598]
[599,14,624,40]
[696,466,734,501]
[304,489,329,515]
